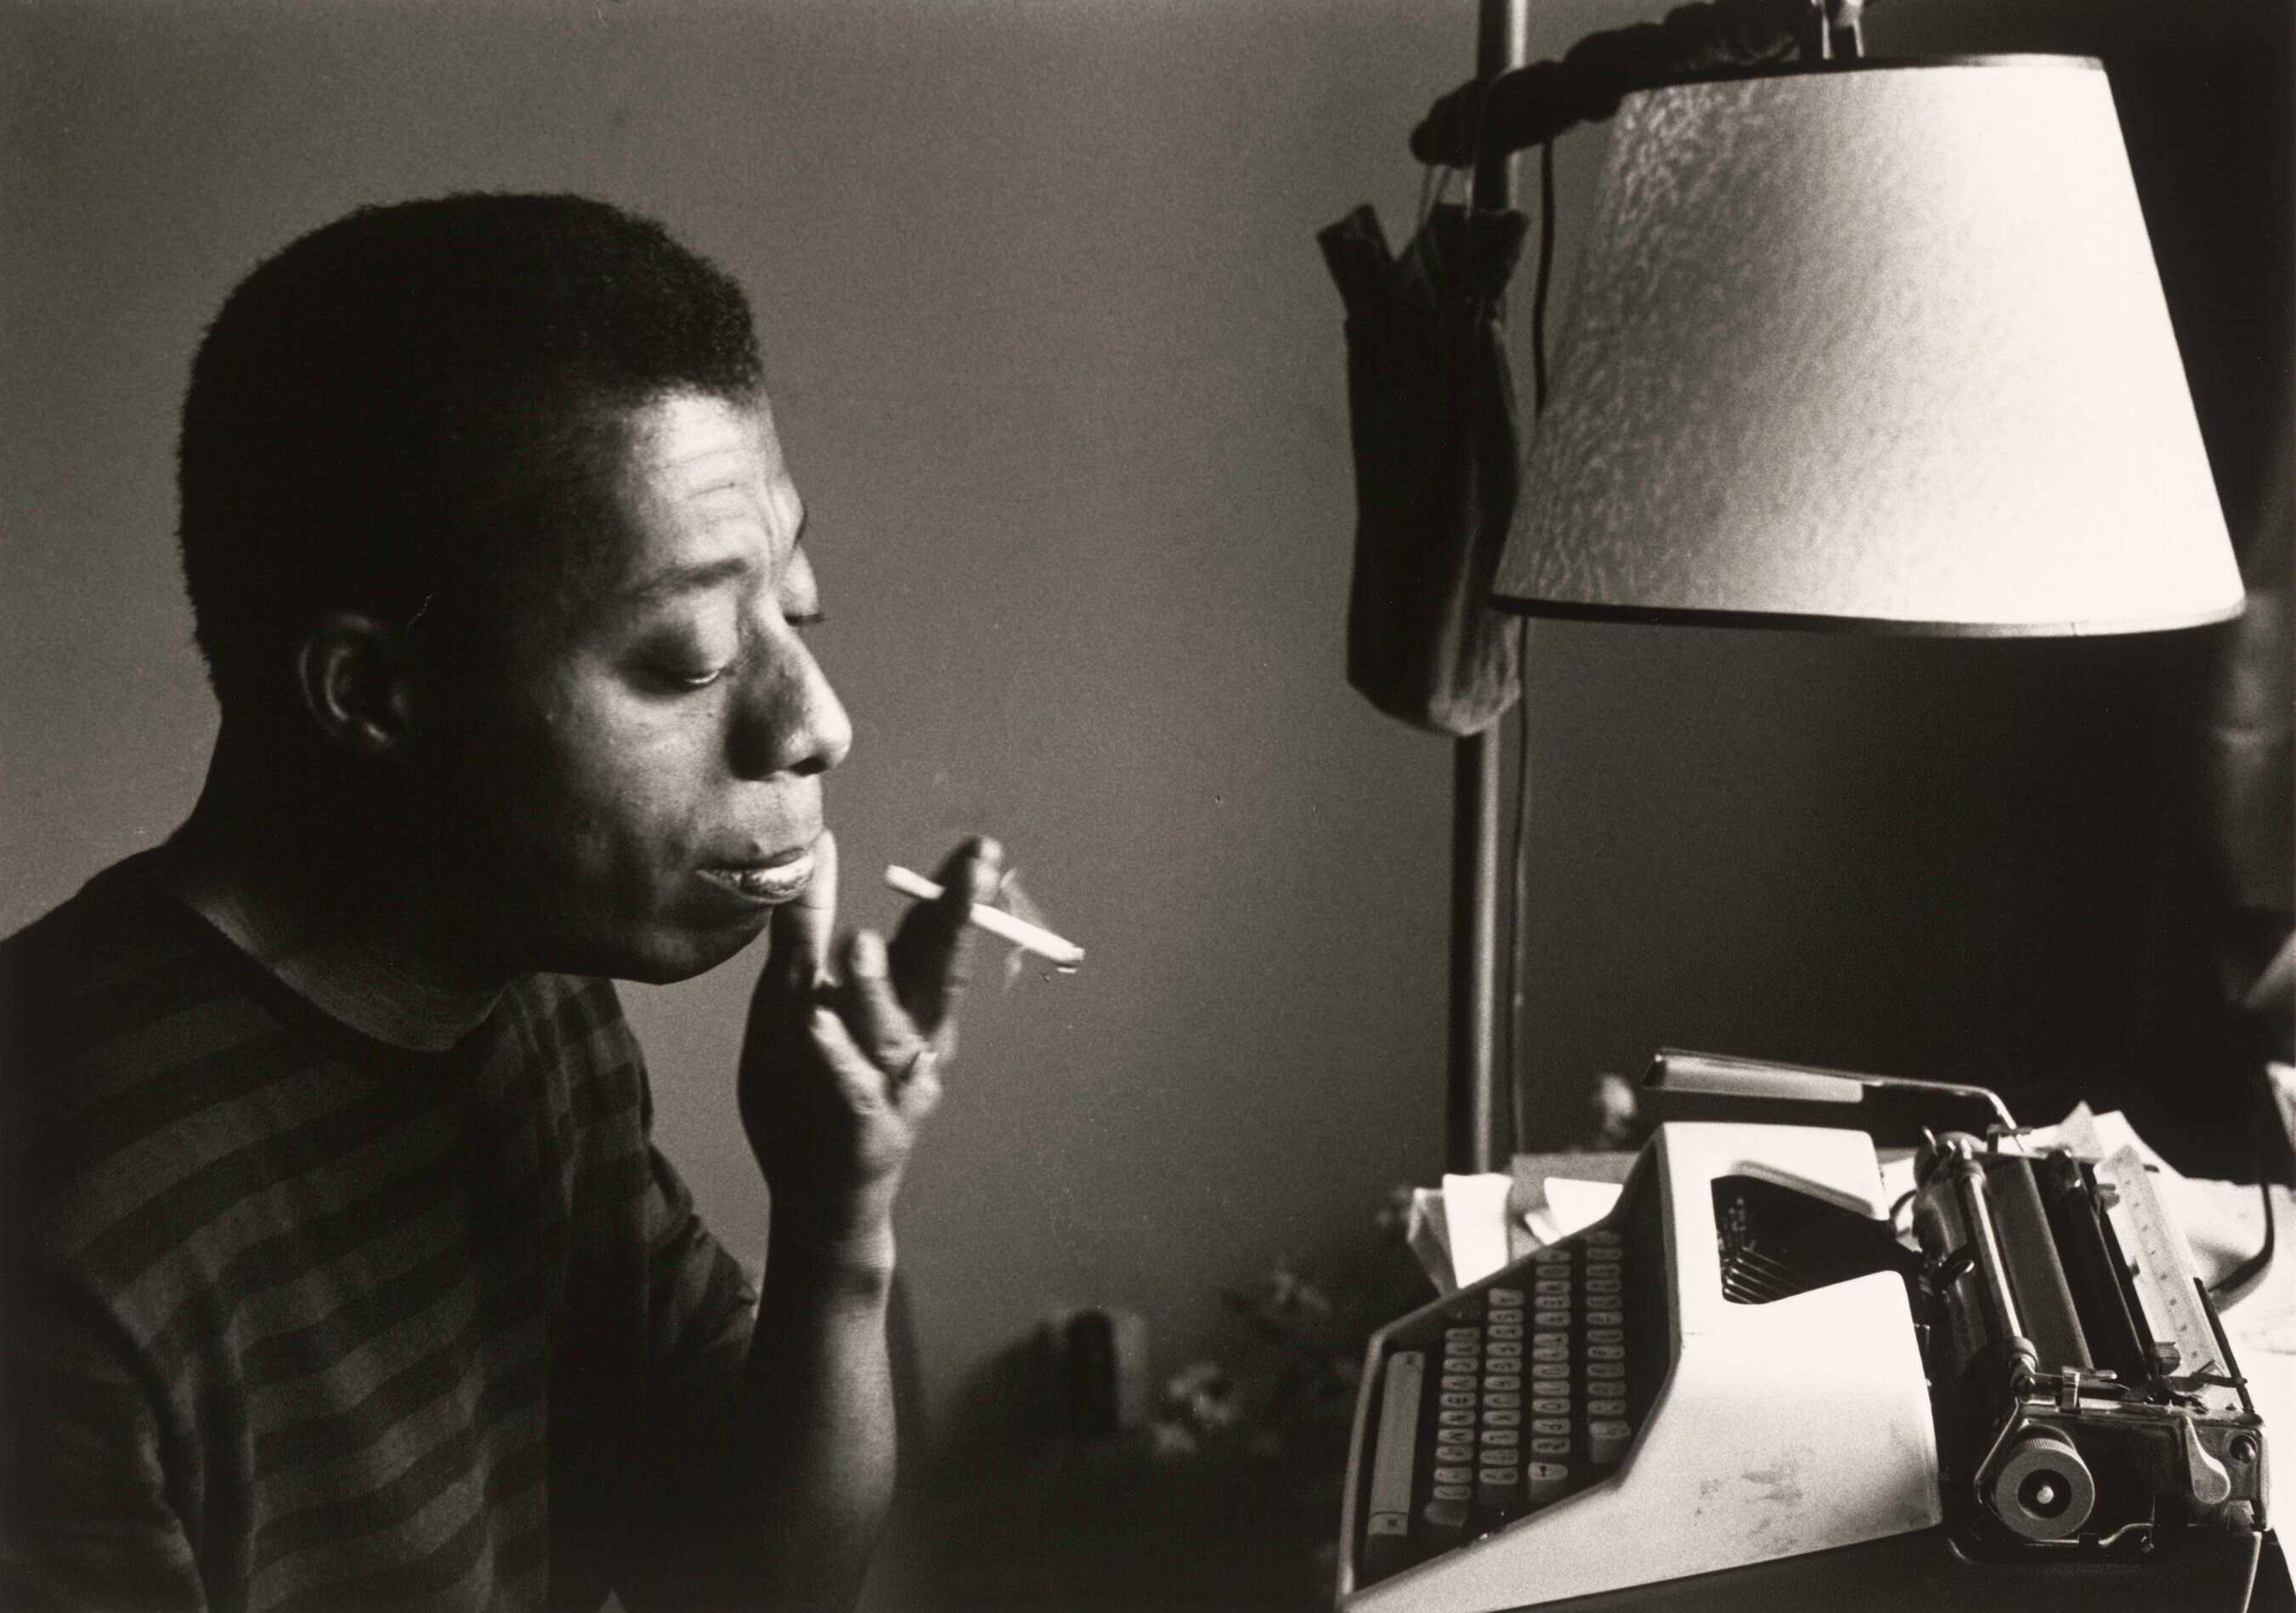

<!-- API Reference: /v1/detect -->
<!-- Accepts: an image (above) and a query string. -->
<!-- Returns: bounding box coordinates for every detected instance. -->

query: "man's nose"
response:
[728,637,851,780]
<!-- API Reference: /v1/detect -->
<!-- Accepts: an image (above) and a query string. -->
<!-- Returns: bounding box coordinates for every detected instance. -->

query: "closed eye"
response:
[635,660,730,693]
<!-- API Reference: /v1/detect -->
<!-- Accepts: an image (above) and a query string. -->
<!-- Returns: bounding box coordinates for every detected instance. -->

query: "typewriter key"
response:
[1423,1496,1470,1532]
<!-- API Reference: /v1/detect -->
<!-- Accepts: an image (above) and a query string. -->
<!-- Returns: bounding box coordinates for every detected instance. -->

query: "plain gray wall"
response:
[1,0,1494,1436]
[5,0,2282,1548]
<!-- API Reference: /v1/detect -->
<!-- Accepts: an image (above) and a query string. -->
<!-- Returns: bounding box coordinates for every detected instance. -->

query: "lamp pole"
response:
[1447,0,1530,1175]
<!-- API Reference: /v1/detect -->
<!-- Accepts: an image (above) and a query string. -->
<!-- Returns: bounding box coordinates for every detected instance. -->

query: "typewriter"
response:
[1337,1056,2281,1611]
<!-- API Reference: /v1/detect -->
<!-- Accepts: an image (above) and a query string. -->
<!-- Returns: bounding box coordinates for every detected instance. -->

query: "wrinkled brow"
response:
[617,553,755,607]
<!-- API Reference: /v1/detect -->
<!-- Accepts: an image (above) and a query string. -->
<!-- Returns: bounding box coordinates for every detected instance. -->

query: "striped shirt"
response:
[0,854,759,1611]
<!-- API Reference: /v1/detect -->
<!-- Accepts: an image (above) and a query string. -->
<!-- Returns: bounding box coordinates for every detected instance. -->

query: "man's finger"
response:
[828,930,925,1073]
[806,1005,889,1115]
[767,829,840,995]
[887,835,1002,1043]
[893,1047,943,1126]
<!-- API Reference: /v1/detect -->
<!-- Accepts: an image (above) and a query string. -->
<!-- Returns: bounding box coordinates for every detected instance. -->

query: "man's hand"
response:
[738,829,1003,1251]
[698,830,1000,1610]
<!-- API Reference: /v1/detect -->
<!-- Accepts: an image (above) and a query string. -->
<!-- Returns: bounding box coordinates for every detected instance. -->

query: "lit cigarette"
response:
[885,864,1085,969]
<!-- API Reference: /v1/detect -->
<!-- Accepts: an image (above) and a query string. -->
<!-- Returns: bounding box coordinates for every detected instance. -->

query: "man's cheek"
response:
[566,766,712,903]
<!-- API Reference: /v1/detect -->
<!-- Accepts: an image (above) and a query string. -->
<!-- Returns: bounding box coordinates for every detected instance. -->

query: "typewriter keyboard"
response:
[1359,1225,1659,1583]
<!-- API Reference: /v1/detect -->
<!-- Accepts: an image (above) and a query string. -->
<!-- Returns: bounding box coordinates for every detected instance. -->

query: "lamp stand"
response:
[1447,0,1530,1175]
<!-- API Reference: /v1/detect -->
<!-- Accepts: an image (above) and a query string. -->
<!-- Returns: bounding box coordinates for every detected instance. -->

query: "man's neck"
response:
[161,731,510,1053]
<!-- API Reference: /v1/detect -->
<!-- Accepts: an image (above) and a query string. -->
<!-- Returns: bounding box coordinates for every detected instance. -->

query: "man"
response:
[0,193,996,1611]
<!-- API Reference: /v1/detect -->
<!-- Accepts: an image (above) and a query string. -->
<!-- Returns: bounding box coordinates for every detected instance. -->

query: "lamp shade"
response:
[1495,59,2245,635]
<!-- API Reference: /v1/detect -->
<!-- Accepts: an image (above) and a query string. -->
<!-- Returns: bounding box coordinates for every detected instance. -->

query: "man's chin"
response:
[556,910,775,986]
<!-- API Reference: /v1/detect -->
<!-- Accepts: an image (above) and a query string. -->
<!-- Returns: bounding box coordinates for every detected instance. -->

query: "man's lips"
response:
[697,840,817,905]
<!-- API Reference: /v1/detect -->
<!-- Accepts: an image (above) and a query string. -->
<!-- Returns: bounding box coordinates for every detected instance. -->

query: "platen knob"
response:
[1987,1430,2097,1542]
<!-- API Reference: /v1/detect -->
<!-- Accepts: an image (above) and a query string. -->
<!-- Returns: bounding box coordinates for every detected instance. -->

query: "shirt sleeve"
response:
[557,975,760,1446]
[636,1133,760,1448]
[0,1261,206,1612]
[597,1006,762,1609]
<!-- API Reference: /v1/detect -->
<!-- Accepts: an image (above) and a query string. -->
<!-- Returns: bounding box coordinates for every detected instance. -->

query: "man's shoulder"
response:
[2,857,631,1101]
[1,859,309,1305]
[0,859,652,1262]
[1,853,246,1106]
[2,856,315,1237]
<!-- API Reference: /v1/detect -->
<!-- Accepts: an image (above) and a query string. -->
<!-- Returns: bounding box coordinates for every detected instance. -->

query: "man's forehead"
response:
[607,392,805,588]
[625,392,793,503]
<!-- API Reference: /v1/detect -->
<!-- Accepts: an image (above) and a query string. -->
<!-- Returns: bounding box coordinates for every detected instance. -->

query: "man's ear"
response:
[294,612,421,759]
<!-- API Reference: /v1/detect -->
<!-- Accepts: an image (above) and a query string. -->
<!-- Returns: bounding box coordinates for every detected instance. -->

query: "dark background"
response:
[3,1,2287,1605]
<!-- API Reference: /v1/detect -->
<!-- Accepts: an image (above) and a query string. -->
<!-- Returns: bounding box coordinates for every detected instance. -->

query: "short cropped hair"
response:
[178,193,765,714]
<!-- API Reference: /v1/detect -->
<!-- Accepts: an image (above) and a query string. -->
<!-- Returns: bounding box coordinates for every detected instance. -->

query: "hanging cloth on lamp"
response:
[1319,201,1530,736]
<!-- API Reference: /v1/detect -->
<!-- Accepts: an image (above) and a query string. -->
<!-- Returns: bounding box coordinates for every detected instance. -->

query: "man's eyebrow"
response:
[618,554,755,605]
[675,484,806,546]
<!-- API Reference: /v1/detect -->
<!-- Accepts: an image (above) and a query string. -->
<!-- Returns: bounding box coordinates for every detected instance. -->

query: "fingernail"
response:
[972,835,1004,867]
[850,930,887,978]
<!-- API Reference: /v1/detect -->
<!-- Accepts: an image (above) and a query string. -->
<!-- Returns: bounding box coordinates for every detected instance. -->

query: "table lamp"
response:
[1498,57,2243,634]
[1483,57,2246,1152]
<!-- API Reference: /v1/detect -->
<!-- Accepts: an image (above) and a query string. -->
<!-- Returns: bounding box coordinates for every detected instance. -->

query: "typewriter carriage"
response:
[1338,1102,2275,1611]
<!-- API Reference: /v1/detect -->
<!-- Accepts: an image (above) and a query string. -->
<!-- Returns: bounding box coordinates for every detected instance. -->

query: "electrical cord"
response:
[2209,1087,2285,1310]
[2208,1178,2275,1310]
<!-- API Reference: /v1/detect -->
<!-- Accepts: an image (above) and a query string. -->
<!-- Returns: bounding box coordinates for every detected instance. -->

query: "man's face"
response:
[423,391,851,983]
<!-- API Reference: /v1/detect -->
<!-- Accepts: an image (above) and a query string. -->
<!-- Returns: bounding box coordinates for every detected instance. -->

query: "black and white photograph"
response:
[3,2,2290,1610]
